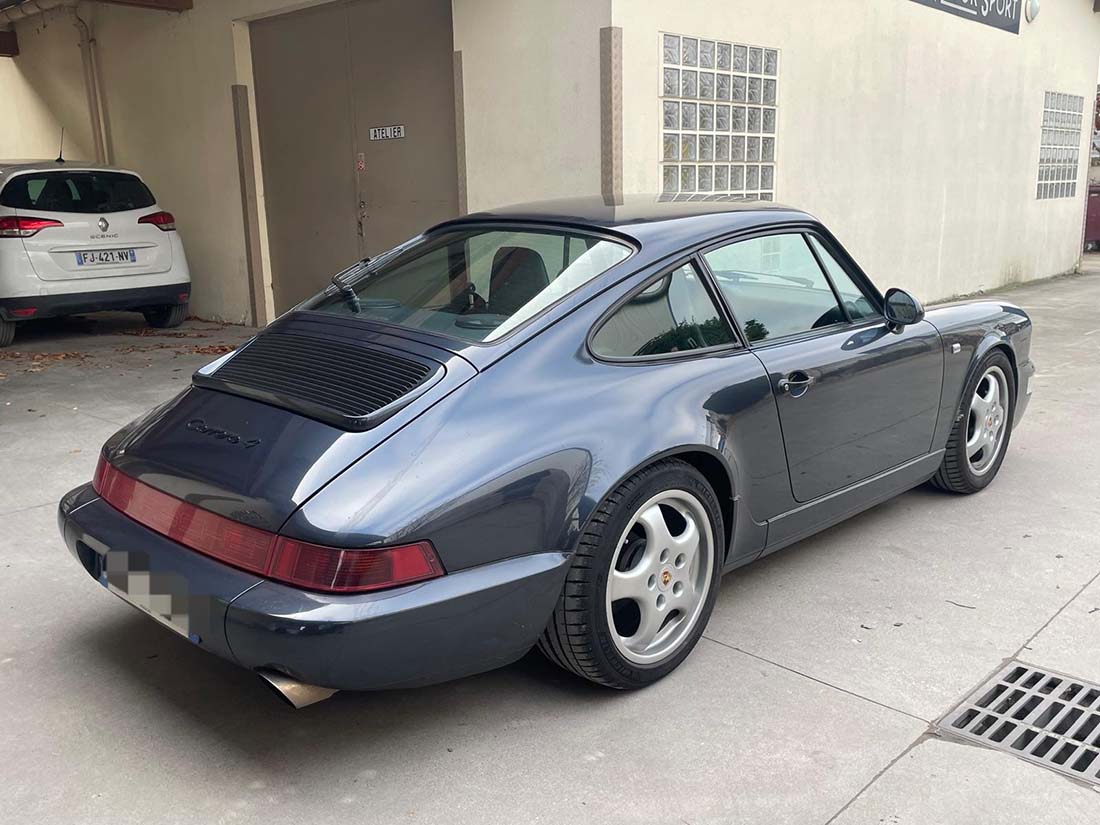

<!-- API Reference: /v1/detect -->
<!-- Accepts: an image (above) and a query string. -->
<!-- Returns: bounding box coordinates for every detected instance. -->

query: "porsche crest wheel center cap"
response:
[659,569,673,590]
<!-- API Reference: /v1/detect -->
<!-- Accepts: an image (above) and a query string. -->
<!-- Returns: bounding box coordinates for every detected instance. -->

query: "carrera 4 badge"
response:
[186,418,261,449]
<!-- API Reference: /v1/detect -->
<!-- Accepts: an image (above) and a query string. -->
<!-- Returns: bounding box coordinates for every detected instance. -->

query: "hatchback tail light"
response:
[93,457,444,593]
[0,216,64,238]
[138,211,176,231]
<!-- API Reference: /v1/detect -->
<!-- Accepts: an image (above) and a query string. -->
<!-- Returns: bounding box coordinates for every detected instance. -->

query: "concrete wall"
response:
[614,0,1100,299]
[1,9,93,162]
[452,0,610,211]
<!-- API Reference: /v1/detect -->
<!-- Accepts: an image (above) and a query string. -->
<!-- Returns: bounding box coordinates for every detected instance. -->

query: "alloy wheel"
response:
[966,365,1009,476]
[605,490,715,665]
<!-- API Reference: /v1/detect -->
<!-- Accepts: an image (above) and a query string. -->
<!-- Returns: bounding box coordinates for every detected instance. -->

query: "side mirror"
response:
[883,288,925,330]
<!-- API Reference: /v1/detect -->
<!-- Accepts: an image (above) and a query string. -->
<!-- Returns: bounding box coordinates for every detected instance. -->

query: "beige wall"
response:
[615,0,1100,299]
[1,8,93,162]
[3,0,1098,322]
[453,0,610,211]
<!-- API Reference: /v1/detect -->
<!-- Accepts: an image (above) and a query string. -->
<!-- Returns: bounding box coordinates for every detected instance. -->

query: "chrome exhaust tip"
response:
[257,669,338,709]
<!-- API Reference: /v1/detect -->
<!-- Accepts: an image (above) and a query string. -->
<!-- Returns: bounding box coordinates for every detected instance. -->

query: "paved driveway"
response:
[2,267,1100,824]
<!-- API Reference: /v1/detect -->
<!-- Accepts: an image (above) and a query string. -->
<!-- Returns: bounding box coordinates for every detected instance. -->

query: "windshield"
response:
[302,227,633,342]
[0,171,157,214]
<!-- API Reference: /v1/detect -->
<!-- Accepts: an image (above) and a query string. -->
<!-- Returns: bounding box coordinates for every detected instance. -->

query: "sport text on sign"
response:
[369,125,406,141]
[910,0,1022,34]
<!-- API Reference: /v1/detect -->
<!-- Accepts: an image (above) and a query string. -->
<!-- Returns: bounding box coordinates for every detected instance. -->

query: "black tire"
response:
[0,318,14,348]
[143,303,188,329]
[538,459,724,689]
[931,349,1015,494]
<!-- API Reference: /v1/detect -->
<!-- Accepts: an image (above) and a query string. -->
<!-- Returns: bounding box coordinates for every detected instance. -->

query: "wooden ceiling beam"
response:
[95,0,193,12]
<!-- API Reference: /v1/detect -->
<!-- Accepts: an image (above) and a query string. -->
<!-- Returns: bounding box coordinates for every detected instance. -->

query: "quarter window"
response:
[703,233,845,343]
[591,262,735,358]
[806,236,879,322]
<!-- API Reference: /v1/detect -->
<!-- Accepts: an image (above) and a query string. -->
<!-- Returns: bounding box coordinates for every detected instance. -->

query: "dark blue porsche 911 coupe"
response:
[59,197,1034,707]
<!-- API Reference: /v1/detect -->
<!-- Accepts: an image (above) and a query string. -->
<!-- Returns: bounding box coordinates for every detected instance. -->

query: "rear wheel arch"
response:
[673,450,734,561]
[584,446,736,562]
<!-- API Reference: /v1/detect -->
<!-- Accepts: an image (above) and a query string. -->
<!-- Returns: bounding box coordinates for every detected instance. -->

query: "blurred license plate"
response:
[75,249,137,266]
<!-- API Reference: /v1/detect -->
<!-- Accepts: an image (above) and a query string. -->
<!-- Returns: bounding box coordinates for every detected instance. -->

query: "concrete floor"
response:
[2,265,1100,824]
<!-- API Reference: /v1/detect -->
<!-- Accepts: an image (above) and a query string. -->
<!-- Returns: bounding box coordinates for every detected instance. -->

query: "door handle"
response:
[778,372,814,395]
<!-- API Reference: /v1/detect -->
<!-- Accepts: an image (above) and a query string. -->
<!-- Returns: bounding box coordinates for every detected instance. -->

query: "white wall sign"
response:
[369,125,406,141]
[910,0,1022,35]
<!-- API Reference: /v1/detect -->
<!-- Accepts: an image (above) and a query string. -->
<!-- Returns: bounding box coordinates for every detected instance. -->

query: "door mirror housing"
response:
[883,288,925,330]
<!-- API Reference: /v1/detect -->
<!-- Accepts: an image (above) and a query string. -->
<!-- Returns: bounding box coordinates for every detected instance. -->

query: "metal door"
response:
[346,0,459,257]
[251,2,359,312]
[251,0,459,313]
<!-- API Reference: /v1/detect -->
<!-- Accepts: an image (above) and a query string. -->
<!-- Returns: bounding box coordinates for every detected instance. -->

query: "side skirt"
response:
[756,450,944,559]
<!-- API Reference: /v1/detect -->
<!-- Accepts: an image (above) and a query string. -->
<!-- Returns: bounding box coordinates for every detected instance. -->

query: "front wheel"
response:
[931,349,1015,494]
[143,303,188,329]
[538,459,723,689]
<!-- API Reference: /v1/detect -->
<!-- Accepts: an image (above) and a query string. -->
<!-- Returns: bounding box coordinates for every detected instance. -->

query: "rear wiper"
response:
[331,257,370,314]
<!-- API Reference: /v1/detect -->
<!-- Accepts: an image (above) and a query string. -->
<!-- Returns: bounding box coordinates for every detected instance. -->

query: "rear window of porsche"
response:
[303,227,633,343]
[0,171,156,213]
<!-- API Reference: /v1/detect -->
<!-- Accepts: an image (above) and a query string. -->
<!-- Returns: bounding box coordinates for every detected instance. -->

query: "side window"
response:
[591,262,735,358]
[703,233,845,343]
[807,236,879,322]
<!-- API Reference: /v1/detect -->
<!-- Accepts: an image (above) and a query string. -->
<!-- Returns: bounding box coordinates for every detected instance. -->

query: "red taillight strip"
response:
[92,457,443,593]
[94,457,276,574]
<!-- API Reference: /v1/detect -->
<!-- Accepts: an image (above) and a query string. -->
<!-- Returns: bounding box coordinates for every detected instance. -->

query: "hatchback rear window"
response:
[303,228,633,342]
[0,171,156,214]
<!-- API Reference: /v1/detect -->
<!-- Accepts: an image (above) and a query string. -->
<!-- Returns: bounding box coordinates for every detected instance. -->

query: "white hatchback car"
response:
[0,161,191,347]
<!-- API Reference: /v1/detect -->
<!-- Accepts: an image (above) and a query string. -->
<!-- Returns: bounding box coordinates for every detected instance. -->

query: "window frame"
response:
[696,225,886,349]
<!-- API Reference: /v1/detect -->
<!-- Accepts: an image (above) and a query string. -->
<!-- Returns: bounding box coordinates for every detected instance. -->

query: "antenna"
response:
[55,128,65,164]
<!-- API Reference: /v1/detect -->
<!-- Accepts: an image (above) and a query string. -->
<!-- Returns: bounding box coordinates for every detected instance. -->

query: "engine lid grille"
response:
[193,331,442,430]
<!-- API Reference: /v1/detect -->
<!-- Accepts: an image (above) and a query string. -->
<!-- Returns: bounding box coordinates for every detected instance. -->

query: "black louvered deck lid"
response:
[194,332,441,430]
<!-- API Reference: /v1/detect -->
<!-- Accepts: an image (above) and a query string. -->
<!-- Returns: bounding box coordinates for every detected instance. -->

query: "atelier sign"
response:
[369,125,406,141]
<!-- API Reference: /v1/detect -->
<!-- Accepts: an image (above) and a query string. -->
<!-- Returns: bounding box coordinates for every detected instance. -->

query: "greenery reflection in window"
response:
[591,263,735,358]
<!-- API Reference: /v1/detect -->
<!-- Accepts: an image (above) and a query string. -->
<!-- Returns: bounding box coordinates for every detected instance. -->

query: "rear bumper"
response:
[59,483,570,691]
[0,282,190,321]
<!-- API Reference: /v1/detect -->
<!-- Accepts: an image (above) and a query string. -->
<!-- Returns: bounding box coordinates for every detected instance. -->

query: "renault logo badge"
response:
[98,217,109,232]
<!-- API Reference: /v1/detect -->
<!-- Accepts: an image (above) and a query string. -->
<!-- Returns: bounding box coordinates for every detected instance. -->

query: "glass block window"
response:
[660,32,778,200]
[1037,91,1085,200]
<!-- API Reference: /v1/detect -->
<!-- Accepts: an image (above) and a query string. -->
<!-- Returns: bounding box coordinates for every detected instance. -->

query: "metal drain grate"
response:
[938,662,1100,785]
